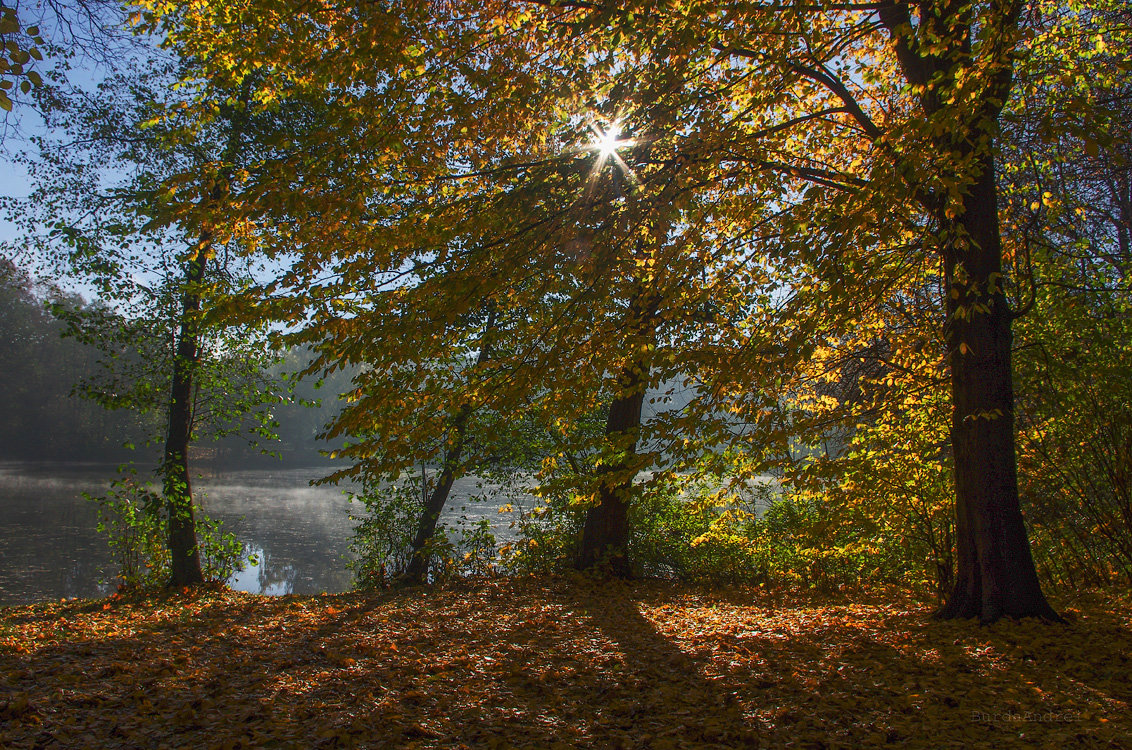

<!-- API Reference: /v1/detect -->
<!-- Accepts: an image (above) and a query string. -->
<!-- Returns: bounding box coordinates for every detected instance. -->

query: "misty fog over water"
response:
[0,462,527,605]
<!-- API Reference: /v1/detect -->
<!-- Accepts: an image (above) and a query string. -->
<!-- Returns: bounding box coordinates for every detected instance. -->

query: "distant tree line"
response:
[0,259,349,466]
[0,259,154,462]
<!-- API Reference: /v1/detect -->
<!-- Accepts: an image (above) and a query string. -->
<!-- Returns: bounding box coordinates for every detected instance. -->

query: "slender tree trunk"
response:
[164,241,207,588]
[935,154,1061,622]
[401,430,467,584]
[401,306,497,584]
[159,83,254,589]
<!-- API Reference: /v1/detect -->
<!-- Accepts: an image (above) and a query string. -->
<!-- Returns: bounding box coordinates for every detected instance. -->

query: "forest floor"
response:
[0,578,1128,749]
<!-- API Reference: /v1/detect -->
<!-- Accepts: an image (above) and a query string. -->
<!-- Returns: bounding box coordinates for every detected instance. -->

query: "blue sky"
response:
[1,160,32,246]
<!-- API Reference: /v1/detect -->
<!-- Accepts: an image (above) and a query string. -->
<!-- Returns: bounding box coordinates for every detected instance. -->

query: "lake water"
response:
[0,462,529,605]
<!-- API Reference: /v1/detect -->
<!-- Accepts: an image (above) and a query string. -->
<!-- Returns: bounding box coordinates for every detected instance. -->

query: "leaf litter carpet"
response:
[1,579,1128,748]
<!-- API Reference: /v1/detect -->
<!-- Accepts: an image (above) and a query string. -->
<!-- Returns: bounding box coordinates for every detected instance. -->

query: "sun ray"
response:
[596,121,622,157]
[584,151,610,198]
[609,150,641,191]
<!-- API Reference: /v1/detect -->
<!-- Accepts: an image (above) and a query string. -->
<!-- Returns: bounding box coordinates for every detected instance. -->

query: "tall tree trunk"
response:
[164,241,207,588]
[575,361,647,577]
[401,306,497,584]
[159,83,253,589]
[876,0,1059,622]
[935,155,1060,622]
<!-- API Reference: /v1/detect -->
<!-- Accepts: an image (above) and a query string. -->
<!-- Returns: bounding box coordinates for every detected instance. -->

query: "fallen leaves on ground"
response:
[0,579,1128,749]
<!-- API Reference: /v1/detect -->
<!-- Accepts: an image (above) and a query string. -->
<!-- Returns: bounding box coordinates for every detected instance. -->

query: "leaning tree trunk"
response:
[935,155,1060,623]
[400,415,470,584]
[400,306,497,584]
[164,241,207,588]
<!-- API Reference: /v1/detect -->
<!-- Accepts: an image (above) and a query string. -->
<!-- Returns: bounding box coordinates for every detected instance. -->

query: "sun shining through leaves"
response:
[584,119,641,196]
[595,120,625,157]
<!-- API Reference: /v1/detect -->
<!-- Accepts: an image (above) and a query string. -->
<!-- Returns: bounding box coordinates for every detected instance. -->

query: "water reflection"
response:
[230,545,296,597]
[196,467,361,597]
[0,462,529,605]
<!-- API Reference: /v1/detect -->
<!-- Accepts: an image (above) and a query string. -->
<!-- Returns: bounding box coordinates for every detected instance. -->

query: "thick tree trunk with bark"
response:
[164,245,206,588]
[576,286,657,576]
[936,156,1061,622]
[874,0,1060,622]
[575,364,647,577]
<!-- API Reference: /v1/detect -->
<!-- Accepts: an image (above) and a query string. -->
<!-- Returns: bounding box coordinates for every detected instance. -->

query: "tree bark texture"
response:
[574,366,647,577]
[877,0,1059,621]
[576,288,657,577]
[161,91,252,589]
[936,156,1060,622]
[401,442,466,584]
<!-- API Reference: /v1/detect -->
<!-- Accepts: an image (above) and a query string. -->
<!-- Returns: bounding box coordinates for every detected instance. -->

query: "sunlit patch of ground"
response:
[1,579,1128,748]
